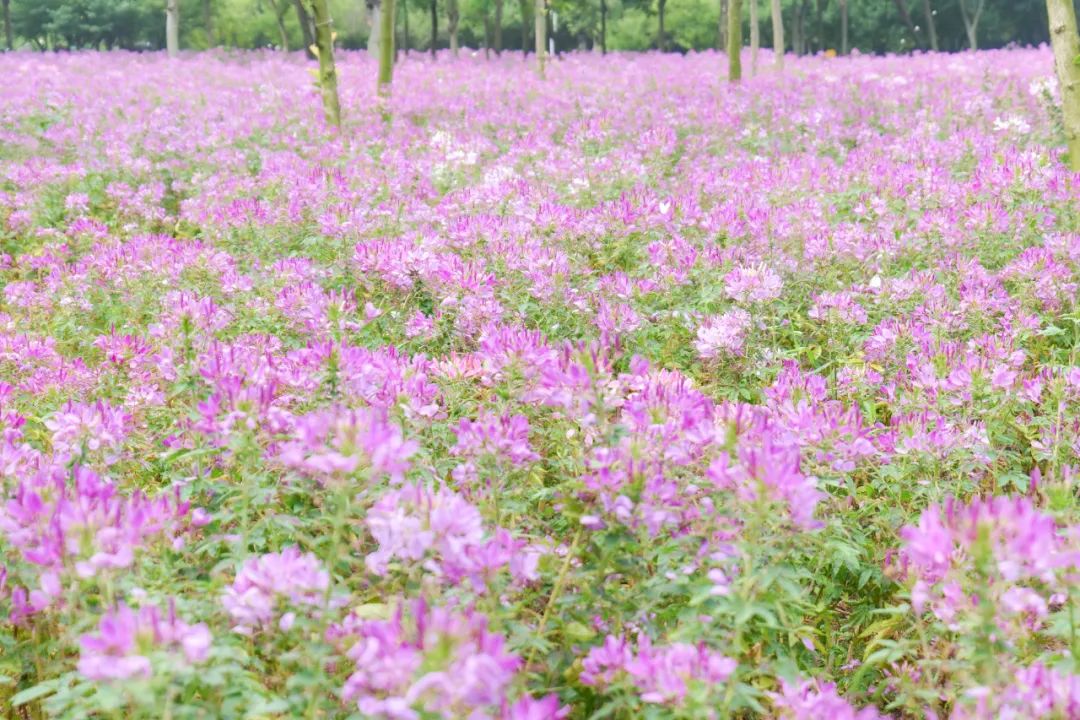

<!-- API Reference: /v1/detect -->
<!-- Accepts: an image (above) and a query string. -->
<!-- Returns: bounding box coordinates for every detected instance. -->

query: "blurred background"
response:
[0,0,1068,55]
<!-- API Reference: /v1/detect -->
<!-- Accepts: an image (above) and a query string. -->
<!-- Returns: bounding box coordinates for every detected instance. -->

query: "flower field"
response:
[0,47,1078,718]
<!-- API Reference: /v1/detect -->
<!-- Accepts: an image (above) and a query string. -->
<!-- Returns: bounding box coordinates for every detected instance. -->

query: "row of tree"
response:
[1,0,1070,56]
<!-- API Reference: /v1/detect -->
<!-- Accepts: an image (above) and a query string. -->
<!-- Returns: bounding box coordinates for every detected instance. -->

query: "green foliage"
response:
[3,0,1064,53]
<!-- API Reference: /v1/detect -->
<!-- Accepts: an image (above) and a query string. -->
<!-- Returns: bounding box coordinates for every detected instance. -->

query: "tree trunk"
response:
[816,0,825,52]
[378,0,396,97]
[309,0,341,126]
[203,0,215,46]
[728,0,741,81]
[403,0,409,53]
[430,0,437,57]
[839,0,848,53]
[520,0,529,57]
[600,0,606,54]
[770,0,782,69]
[267,0,289,49]
[749,0,758,74]
[484,14,491,58]
[791,2,801,54]
[494,0,503,53]
[838,0,846,53]
[294,0,317,58]
[447,0,459,56]
[718,0,727,51]
[534,0,546,77]
[368,0,382,56]
[3,0,12,51]
[959,0,985,50]
[1047,0,1080,171]
[166,0,180,57]
[921,0,937,50]
[892,0,921,49]
[658,0,666,51]
[801,0,811,52]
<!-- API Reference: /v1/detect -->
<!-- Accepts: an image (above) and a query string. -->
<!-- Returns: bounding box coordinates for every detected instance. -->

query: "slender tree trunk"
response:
[728,0,741,81]
[267,0,289,49]
[718,0,727,51]
[2,0,12,51]
[791,2,801,54]
[203,0,215,46]
[378,0,396,97]
[430,0,437,57]
[801,0,812,52]
[294,0,317,58]
[367,0,382,56]
[658,0,666,51]
[403,0,409,53]
[1047,0,1080,171]
[309,0,341,126]
[771,0,783,69]
[166,0,180,57]
[534,0,546,77]
[839,0,848,53]
[484,14,491,58]
[520,0,529,57]
[815,0,823,51]
[447,0,459,56]
[921,0,937,50]
[892,0,921,49]
[600,0,606,54]
[959,0,985,49]
[749,0,758,74]
[494,0,503,53]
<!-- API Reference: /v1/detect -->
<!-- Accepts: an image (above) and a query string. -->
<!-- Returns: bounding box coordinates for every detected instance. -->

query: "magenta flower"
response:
[339,599,522,719]
[365,483,537,588]
[581,635,736,706]
[771,678,884,719]
[723,263,783,304]
[695,308,752,359]
[78,601,211,681]
[278,406,418,480]
[452,412,539,467]
[45,400,130,463]
[222,547,329,632]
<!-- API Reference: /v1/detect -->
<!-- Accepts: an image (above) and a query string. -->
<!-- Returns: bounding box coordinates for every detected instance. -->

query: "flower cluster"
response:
[79,601,211,681]
[899,497,1077,631]
[338,599,556,719]
[365,483,541,588]
[770,678,883,720]
[221,547,329,632]
[580,635,736,706]
[278,407,418,481]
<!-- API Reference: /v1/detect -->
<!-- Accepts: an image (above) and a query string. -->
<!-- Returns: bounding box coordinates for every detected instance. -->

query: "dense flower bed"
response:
[0,47,1077,719]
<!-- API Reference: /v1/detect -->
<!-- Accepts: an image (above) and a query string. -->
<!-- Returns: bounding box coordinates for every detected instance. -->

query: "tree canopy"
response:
[3,0,1067,53]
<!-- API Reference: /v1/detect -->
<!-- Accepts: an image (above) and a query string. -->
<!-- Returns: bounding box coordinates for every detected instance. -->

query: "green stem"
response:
[526,525,583,671]
[304,481,351,719]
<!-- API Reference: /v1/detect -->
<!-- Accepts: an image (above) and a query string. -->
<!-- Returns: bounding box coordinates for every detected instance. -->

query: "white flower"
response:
[992,115,1031,135]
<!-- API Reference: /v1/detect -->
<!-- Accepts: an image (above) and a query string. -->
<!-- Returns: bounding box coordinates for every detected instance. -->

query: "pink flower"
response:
[78,601,211,681]
[278,407,417,481]
[695,309,752,358]
[452,412,539,466]
[222,547,329,631]
[339,599,522,719]
[771,678,884,719]
[581,635,736,706]
[724,263,783,303]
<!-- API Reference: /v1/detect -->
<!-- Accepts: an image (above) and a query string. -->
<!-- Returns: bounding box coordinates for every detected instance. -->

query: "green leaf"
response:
[11,681,57,707]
